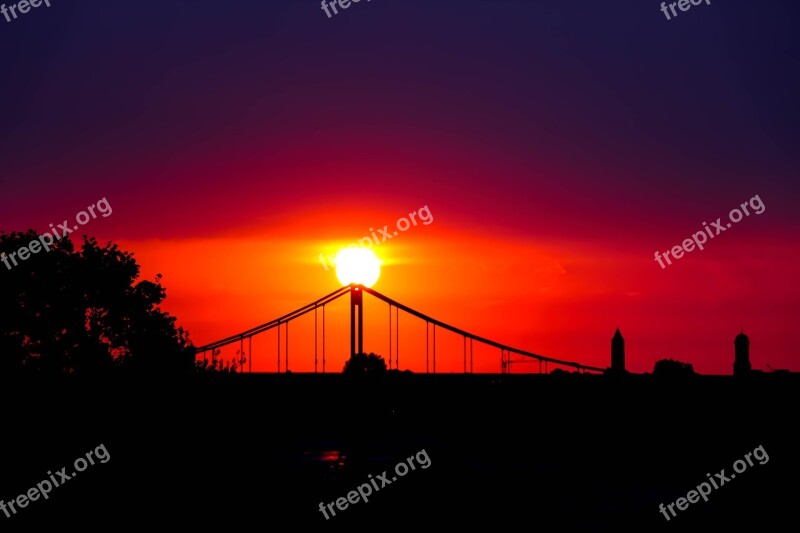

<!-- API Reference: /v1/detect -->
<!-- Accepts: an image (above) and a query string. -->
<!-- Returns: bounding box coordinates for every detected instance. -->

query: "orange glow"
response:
[117,205,800,376]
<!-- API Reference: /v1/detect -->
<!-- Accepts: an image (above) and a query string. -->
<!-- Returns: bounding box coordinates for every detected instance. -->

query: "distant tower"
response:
[734,331,751,376]
[611,328,625,373]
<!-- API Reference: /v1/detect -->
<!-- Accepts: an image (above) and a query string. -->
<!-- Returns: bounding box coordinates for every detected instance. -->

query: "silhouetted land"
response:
[1,371,797,529]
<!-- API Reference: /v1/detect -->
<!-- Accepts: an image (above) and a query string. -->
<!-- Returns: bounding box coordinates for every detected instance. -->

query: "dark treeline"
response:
[0,230,194,376]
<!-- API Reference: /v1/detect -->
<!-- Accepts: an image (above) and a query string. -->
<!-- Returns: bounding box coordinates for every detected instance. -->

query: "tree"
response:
[0,231,194,376]
[195,348,239,374]
[343,352,387,375]
[653,358,695,378]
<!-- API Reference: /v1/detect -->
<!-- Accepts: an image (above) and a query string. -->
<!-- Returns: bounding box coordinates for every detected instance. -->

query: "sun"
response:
[335,248,381,287]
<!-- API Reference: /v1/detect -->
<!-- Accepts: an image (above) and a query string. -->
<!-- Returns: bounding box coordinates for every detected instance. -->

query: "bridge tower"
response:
[350,285,364,356]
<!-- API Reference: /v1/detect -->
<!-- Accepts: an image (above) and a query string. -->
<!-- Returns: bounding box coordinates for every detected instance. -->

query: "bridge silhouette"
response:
[195,284,605,374]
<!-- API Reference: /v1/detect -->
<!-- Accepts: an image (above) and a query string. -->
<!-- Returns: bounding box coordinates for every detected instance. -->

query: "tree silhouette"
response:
[343,352,387,375]
[0,230,194,376]
[653,358,696,378]
[195,348,239,373]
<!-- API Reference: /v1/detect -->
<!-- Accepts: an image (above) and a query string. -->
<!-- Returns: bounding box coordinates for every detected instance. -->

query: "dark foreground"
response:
[1,372,797,530]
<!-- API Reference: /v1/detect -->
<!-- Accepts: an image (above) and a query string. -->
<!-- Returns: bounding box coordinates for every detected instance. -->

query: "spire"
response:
[611,328,625,373]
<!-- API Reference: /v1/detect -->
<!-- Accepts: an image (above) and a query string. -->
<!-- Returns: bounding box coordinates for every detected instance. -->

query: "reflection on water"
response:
[298,448,431,483]
[302,450,348,476]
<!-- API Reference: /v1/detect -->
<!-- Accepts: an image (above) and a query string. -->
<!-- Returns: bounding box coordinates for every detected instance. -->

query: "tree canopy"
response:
[653,358,696,378]
[0,230,194,376]
[343,352,387,375]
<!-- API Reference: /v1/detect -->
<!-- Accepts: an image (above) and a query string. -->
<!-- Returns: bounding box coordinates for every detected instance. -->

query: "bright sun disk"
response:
[335,248,381,287]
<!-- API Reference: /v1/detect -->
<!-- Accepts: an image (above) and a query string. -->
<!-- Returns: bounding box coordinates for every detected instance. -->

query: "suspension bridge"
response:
[194,284,605,374]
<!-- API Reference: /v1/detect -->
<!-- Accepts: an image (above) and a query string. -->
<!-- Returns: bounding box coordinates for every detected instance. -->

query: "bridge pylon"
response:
[350,284,363,357]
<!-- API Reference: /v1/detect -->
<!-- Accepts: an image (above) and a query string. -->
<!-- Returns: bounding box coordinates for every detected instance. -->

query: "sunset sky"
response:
[1,0,798,374]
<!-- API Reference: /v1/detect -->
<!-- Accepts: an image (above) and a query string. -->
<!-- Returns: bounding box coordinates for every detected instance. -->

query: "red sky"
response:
[2,1,798,374]
[115,195,797,375]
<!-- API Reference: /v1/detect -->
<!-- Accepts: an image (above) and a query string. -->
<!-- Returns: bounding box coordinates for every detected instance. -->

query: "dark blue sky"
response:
[1,0,797,239]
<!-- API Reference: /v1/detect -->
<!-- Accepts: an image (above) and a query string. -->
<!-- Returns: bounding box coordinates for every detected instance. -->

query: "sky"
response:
[1,0,798,374]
